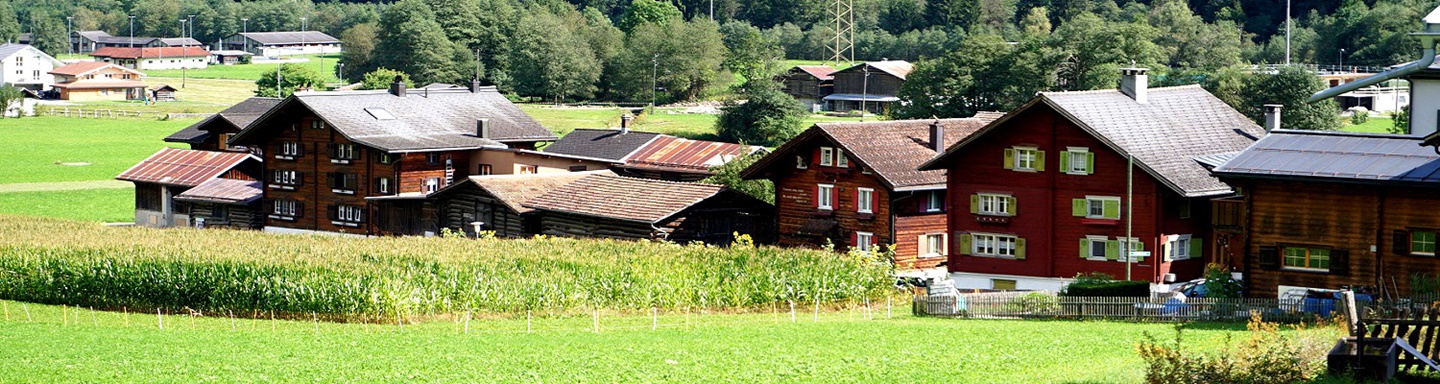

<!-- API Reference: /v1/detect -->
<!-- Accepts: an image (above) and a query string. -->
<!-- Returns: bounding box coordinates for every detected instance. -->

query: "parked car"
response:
[1172,277,1242,298]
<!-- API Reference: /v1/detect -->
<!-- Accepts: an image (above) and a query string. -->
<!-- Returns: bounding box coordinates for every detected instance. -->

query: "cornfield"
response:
[0,215,892,319]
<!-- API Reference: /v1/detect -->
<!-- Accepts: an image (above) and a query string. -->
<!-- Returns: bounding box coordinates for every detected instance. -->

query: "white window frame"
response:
[795,155,807,169]
[278,141,300,160]
[921,233,947,258]
[519,165,538,174]
[977,193,1011,216]
[270,199,298,219]
[376,177,392,195]
[855,232,874,252]
[1065,147,1089,175]
[817,184,834,210]
[819,147,835,167]
[335,205,364,223]
[425,178,440,193]
[270,170,298,188]
[924,191,944,213]
[857,187,874,214]
[1085,196,1121,219]
[1014,147,1038,171]
[1119,237,1143,262]
[311,120,326,130]
[1087,235,1109,260]
[836,153,848,168]
[971,232,1017,258]
[331,144,355,163]
[1167,234,1192,261]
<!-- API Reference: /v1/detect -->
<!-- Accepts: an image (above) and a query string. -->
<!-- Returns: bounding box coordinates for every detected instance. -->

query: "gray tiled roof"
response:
[236,87,554,152]
[75,30,111,41]
[543,128,662,161]
[237,31,340,45]
[1213,130,1440,186]
[167,97,282,143]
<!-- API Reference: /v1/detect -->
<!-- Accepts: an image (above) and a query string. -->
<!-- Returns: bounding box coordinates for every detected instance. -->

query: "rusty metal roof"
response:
[793,65,837,80]
[173,178,262,204]
[116,148,256,187]
[91,46,211,59]
[623,136,765,174]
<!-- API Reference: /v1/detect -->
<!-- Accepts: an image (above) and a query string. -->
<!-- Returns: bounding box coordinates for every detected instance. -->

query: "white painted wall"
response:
[1410,78,1440,137]
[259,44,342,57]
[949,272,1071,292]
[0,46,58,90]
[137,56,209,70]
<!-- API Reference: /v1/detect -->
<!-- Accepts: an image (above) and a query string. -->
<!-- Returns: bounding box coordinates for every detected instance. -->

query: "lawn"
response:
[0,116,192,183]
[0,188,134,222]
[144,54,343,84]
[520,104,865,141]
[0,299,1278,382]
[1340,116,1396,134]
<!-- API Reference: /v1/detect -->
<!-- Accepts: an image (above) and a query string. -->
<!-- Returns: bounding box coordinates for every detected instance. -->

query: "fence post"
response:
[652,307,657,331]
[526,311,532,334]
[789,300,796,323]
[90,307,97,326]
[593,308,599,333]
[814,297,820,323]
[2,301,7,321]
[464,309,471,334]
[22,303,30,322]
[157,308,163,329]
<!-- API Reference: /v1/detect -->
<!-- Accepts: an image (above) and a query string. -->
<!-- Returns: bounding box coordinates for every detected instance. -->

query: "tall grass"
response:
[0,215,891,318]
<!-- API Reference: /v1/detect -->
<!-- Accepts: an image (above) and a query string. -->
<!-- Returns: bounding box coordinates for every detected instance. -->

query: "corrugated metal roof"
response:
[793,65,837,80]
[92,46,210,59]
[524,174,726,223]
[624,136,764,173]
[116,148,256,187]
[836,60,914,80]
[544,128,661,161]
[48,61,136,77]
[236,31,340,45]
[1213,130,1440,185]
[173,178,262,204]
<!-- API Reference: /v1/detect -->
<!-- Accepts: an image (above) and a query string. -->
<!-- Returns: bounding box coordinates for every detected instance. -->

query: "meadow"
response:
[0,116,190,183]
[143,54,343,84]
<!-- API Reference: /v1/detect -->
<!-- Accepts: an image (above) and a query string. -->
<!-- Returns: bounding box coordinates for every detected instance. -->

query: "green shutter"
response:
[1086,153,1095,175]
[1135,240,1146,262]
[1003,148,1015,170]
[1059,151,1071,172]
[970,194,979,214]
[958,233,972,255]
[1080,238,1090,259]
[1005,196,1017,216]
[1190,237,1203,260]
[1035,150,1046,171]
[1015,238,1027,259]
[1105,240,1120,261]
[1072,199,1087,217]
[1102,199,1120,219]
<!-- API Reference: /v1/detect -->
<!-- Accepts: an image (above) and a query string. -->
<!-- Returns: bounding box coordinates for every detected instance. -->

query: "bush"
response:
[1003,292,1059,314]
[715,78,805,147]
[1061,273,1150,297]
[1348,107,1369,125]
[1137,316,1340,384]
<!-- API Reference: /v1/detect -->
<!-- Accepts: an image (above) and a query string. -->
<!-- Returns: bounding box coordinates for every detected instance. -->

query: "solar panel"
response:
[365,108,396,120]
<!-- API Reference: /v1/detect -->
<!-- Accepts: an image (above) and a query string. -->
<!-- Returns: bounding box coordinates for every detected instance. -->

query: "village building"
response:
[523,173,775,245]
[918,68,1264,291]
[0,43,63,92]
[149,84,177,102]
[430,170,610,238]
[73,30,202,53]
[823,60,912,114]
[543,117,766,181]
[223,31,341,57]
[227,81,558,236]
[165,97,283,153]
[741,115,1001,271]
[209,50,253,65]
[48,61,147,101]
[116,148,261,228]
[91,47,210,70]
[781,65,835,112]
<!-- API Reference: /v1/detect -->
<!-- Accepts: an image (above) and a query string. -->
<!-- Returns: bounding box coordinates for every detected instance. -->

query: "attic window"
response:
[365,108,396,120]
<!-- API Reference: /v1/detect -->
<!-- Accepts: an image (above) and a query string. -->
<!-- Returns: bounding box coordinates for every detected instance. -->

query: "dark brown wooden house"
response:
[173,178,264,229]
[149,84,177,102]
[165,97,282,152]
[116,147,261,228]
[1212,130,1440,298]
[781,65,835,112]
[823,60,911,114]
[523,173,775,245]
[430,170,609,237]
[741,116,1000,271]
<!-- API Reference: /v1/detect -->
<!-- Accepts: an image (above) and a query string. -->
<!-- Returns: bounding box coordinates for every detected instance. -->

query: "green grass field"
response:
[144,54,342,84]
[0,117,191,183]
[0,188,135,223]
[0,299,1290,382]
[1340,116,1396,134]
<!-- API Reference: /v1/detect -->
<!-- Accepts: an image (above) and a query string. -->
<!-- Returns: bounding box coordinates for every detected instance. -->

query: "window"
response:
[270,170,300,188]
[1074,196,1121,219]
[924,191,944,213]
[519,165,538,174]
[426,153,441,165]
[795,155,808,169]
[972,233,1018,257]
[855,232,874,252]
[1062,148,1093,175]
[1119,237,1143,262]
[568,165,587,172]
[310,120,325,130]
[1003,147,1043,171]
[333,205,364,225]
[14,56,19,65]
[271,199,299,219]
[219,133,236,150]
[31,70,39,79]
[836,153,848,168]
[1168,235,1193,261]
[819,147,835,166]
[478,164,493,175]
[992,279,1017,290]
[975,193,1014,216]
[277,141,301,160]
[330,144,356,163]
[328,172,358,194]
[425,178,441,193]
[1414,231,1437,256]
[1178,199,1192,219]
[816,184,834,210]
[1283,247,1330,271]
[857,188,874,214]
[921,233,946,258]
[375,177,393,195]
[377,152,397,165]
[1083,236,1109,260]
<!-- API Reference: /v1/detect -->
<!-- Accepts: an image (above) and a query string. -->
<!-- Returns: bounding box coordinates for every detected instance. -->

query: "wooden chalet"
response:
[165,97,283,152]
[430,170,611,237]
[781,65,836,112]
[174,178,265,230]
[919,68,1265,291]
[543,118,765,181]
[523,173,775,245]
[116,148,261,228]
[741,115,1001,271]
[48,62,147,101]
[149,84,177,102]
[823,60,911,114]
[227,80,558,236]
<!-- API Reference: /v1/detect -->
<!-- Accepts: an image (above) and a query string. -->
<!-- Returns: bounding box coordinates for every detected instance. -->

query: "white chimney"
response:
[1120,67,1148,104]
[1263,104,1282,131]
[620,113,634,134]
[477,118,490,138]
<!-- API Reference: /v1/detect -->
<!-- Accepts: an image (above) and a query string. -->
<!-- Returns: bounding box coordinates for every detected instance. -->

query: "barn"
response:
[430,170,609,237]
[523,173,775,245]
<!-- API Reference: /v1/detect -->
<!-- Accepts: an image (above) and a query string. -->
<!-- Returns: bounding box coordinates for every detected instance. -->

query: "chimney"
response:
[929,120,945,152]
[477,118,490,138]
[470,79,482,93]
[1263,104,1283,131]
[1119,67,1148,103]
[388,75,406,97]
[620,113,634,134]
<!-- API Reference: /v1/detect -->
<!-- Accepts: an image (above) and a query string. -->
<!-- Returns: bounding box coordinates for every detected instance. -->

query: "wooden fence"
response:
[40,107,162,119]
[914,292,1353,322]
[1356,303,1440,372]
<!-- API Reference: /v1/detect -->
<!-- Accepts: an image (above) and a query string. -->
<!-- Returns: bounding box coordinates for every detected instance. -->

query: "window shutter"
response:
[1102,199,1120,219]
[327,143,336,158]
[1006,196,1017,216]
[1190,238,1203,261]
[1072,199,1087,217]
[1003,148,1014,170]
[811,148,821,165]
[969,194,979,214]
[1162,240,1172,262]
[813,185,820,208]
[1086,153,1095,175]
[1059,151,1070,172]
[262,199,274,214]
[851,232,858,248]
[1329,250,1349,276]
[1079,238,1090,259]
[1258,246,1279,270]
[1394,230,1411,255]
[957,233,971,255]
[296,142,304,156]
[1015,238,1026,259]
[326,204,337,221]
[1105,240,1119,261]
[295,202,304,218]
[1135,240,1146,263]
[1035,150,1046,171]
[295,172,303,186]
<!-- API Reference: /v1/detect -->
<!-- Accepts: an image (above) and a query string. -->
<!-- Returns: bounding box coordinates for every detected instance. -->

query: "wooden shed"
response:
[523,173,775,245]
[173,178,264,230]
[150,85,177,102]
[430,170,609,237]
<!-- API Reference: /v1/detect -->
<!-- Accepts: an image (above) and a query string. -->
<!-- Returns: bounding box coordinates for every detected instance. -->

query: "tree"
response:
[133,0,181,37]
[894,34,1063,118]
[339,23,379,82]
[373,0,468,85]
[1019,7,1051,38]
[606,19,728,103]
[361,68,413,90]
[0,85,23,118]
[509,9,602,102]
[618,0,683,32]
[1240,66,1340,131]
[255,64,324,98]
[715,78,804,147]
[1050,12,1164,91]
[0,1,20,44]
[719,21,782,81]
[25,9,65,55]
[700,152,773,204]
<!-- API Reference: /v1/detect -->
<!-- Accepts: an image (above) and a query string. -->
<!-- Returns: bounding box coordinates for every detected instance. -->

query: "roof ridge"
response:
[1268,128,1423,140]
[598,173,724,189]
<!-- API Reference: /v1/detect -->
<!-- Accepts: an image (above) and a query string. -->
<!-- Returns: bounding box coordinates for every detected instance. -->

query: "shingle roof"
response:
[91,46,210,58]
[624,136,765,173]
[923,85,1264,197]
[743,116,1001,190]
[48,61,128,77]
[543,128,662,161]
[234,87,556,152]
[166,97,282,144]
[793,65,837,80]
[116,148,256,187]
[1212,130,1440,186]
[236,31,340,45]
[436,170,613,214]
[173,178,262,204]
[524,174,727,223]
[837,60,914,80]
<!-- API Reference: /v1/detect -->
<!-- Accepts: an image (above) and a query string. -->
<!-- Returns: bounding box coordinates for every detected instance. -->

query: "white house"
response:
[0,43,63,91]
[222,31,341,57]
[91,47,210,71]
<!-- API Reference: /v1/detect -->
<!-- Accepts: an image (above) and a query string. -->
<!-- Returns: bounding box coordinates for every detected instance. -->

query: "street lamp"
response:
[1340,48,1346,72]
[241,18,249,54]
[650,53,659,108]
[860,66,870,121]
[66,17,72,55]
[128,16,135,48]
[179,19,187,88]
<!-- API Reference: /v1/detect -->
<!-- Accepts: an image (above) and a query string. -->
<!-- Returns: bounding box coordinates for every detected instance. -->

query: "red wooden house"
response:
[165,97,282,153]
[741,115,1001,271]
[919,69,1264,291]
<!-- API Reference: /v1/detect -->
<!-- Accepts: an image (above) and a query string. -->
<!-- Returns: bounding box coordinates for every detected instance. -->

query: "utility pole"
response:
[1285,0,1292,65]
[277,63,283,97]
[241,18,249,54]
[1125,153,1134,281]
[66,17,72,55]
[129,16,135,48]
[859,66,869,121]
[651,53,659,109]
[179,19,187,88]
[1340,48,1346,72]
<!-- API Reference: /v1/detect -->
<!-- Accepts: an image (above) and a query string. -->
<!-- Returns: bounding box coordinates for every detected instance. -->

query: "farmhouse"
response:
[165,97,283,152]
[227,80,557,236]
[918,68,1264,291]
[223,31,341,57]
[544,117,766,181]
[430,170,610,237]
[209,50,252,65]
[72,30,201,53]
[741,115,1001,270]
[823,60,912,114]
[781,65,836,112]
[116,148,261,228]
[48,61,147,101]
[523,173,775,245]
[0,43,63,92]
[91,47,210,70]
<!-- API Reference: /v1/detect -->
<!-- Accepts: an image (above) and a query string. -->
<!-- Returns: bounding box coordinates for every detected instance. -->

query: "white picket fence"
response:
[914,291,1352,322]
